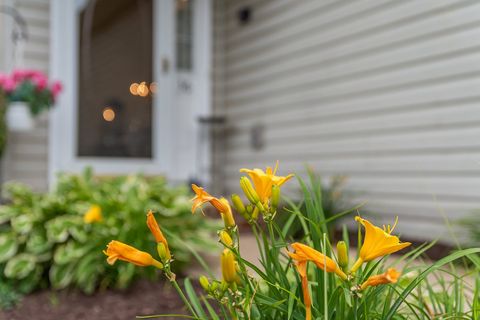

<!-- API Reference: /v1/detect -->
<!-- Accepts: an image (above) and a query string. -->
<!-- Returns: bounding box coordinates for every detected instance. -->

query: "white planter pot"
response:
[7,101,34,131]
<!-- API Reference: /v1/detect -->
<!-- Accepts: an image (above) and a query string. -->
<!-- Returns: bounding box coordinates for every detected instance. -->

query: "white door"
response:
[49,0,211,183]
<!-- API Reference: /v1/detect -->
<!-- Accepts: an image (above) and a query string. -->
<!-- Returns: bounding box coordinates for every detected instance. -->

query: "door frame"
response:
[49,0,212,184]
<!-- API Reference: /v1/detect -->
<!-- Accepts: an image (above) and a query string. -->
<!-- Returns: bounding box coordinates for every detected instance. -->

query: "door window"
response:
[77,0,153,158]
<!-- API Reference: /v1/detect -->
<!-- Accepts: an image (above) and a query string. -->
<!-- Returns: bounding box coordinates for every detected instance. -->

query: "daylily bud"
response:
[231,194,248,219]
[147,211,171,261]
[219,198,236,228]
[270,185,280,211]
[219,230,233,247]
[251,206,259,220]
[220,280,229,293]
[157,242,171,262]
[221,249,237,283]
[210,281,219,292]
[104,240,163,269]
[337,241,349,269]
[199,276,210,291]
[240,177,261,205]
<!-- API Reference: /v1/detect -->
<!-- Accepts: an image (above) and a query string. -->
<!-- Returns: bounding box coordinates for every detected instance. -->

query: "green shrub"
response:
[0,168,219,301]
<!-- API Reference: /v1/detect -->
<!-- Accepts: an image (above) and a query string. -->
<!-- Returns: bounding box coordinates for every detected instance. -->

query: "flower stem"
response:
[350,257,364,274]
[170,277,198,319]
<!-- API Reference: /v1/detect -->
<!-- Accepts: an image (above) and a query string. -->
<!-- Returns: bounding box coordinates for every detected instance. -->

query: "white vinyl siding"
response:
[2,0,49,190]
[218,0,480,242]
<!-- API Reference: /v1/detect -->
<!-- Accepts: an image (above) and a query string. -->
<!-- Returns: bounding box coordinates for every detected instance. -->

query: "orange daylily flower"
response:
[288,243,347,280]
[146,211,171,260]
[239,161,294,203]
[104,240,163,269]
[289,243,346,320]
[191,184,235,227]
[83,205,103,223]
[294,260,311,320]
[360,268,401,290]
[191,184,230,214]
[351,216,411,273]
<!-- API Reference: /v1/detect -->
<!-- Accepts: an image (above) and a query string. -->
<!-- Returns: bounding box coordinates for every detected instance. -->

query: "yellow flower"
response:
[239,161,294,204]
[351,216,411,273]
[360,268,401,290]
[288,243,347,280]
[103,240,163,269]
[146,210,171,261]
[83,205,102,223]
[191,184,235,227]
[221,249,237,283]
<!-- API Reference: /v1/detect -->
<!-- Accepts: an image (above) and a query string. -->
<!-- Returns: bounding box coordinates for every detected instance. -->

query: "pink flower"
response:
[12,69,28,82]
[51,81,63,99]
[3,78,16,92]
[32,75,48,91]
[0,74,7,88]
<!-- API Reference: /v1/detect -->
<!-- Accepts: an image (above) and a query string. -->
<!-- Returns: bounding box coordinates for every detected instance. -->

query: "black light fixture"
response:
[237,6,252,26]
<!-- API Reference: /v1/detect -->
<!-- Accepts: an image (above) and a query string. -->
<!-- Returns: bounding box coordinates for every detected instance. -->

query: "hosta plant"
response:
[0,168,218,306]
[105,163,480,319]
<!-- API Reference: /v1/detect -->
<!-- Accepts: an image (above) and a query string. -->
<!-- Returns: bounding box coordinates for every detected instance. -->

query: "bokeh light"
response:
[137,82,149,97]
[129,82,139,95]
[149,82,157,94]
[102,107,115,122]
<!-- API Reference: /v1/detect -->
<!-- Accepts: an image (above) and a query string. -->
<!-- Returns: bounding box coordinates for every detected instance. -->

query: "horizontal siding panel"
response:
[229,100,480,142]
[224,152,480,175]
[228,126,480,159]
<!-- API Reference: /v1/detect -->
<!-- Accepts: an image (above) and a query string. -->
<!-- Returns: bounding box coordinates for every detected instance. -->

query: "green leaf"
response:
[0,233,18,263]
[49,263,75,289]
[53,241,90,265]
[69,225,88,243]
[11,214,34,234]
[0,206,15,224]
[184,278,207,319]
[4,253,36,279]
[46,216,78,243]
[26,232,52,254]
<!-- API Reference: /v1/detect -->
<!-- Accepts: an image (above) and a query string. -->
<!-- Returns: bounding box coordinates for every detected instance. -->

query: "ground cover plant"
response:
[0,168,218,308]
[104,163,480,319]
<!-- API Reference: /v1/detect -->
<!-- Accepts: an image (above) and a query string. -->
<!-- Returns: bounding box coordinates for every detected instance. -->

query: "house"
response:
[1,0,479,242]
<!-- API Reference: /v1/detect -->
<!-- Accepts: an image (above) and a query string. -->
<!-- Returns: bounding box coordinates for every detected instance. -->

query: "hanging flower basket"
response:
[0,69,62,132]
[6,101,34,131]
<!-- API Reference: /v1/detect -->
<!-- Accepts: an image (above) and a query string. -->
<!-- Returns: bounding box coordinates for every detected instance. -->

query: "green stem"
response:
[267,221,276,250]
[171,278,199,319]
[252,223,266,264]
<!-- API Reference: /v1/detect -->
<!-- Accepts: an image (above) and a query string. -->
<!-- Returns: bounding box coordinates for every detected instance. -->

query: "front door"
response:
[50,0,211,183]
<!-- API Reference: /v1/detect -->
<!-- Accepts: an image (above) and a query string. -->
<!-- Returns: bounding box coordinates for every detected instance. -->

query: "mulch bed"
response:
[0,279,192,320]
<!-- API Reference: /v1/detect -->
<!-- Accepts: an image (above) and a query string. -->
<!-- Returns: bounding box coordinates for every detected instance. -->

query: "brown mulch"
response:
[0,279,193,320]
